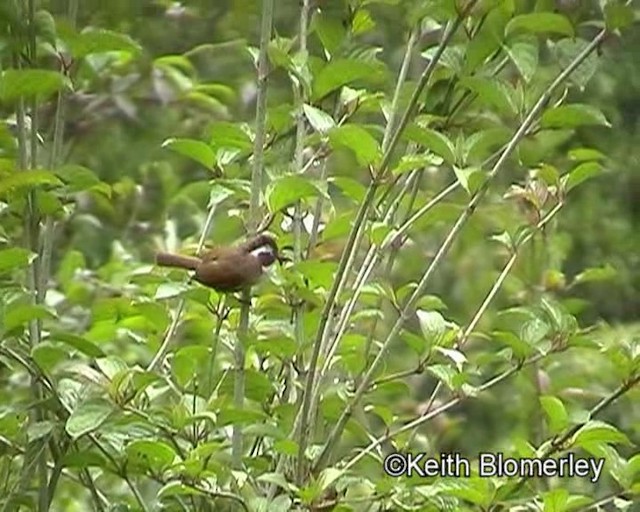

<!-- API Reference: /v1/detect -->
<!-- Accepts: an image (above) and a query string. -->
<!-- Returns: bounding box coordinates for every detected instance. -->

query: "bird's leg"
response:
[236,292,253,306]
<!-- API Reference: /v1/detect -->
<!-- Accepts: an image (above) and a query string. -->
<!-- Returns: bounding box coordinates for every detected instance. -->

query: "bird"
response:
[154,233,280,292]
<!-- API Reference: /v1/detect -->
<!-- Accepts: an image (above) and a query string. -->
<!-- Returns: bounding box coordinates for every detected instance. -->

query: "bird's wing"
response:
[199,247,220,262]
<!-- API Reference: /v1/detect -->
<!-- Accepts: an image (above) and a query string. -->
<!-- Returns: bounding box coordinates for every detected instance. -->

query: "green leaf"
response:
[66,399,114,439]
[293,260,338,290]
[506,13,574,37]
[55,165,103,193]
[458,76,517,116]
[520,317,550,345]
[56,250,86,287]
[0,70,69,104]
[154,55,196,76]
[217,407,268,427]
[154,282,190,301]
[416,310,446,344]
[126,440,176,472]
[562,161,602,192]
[427,364,457,390]
[162,138,215,170]
[542,488,568,512]
[34,10,57,46]
[32,343,67,371]
[368,222,391,247]
[312,13,346,55]
[493,330,534,359]
[553,38,599,89]
[61,451,108,470]
[434,346,467,371]
[568,148,605,162]
[329,176,366,202]
[318,467,344,492]
[256,472,293,492]
[506,40,539,83]
[64,28,142,58]
[463,6,508,73]
[0,170,63,196]
[541,104,610,129]
[209,122,253,151]
[208,185,234,208]
[172,345,211,389]
[453,166,485,195]
[392,153,442,175]
[274,439,298,457]
[572,421,630,448]
[4,304,55,331]
[313,58,385,100]
[0,248,33,274]
[328,125,381,166]
[464,127,511,164]
[404,125,456,164]
[51,331,106,358]
[422,45,465,73]
[266,175,323,212]
[303,104,335,134]
[536,164,560,186]
[158,482,204,499]
[540,396,569,434]
[352,9,376,35]
[573,265,617,285]
[604,3,634,31]
[322,211,354,241]
[27,420,55,442]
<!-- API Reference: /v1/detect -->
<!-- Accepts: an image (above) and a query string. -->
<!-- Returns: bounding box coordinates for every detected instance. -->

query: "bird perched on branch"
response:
[155,233,280,292]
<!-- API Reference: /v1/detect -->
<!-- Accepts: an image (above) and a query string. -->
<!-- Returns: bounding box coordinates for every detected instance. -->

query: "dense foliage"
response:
[0,0,638,511]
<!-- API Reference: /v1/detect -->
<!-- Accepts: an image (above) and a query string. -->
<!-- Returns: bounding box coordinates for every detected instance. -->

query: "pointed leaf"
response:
[303,104,335,134]
[0,170,63,196]
[506,13,574,37]
[541,105,610,129]
[266,174,323,212]
[0,70,69,104]
[64,28,142,58]
[404,125,456,164]
[0,248,33,274]
[328,125,381,166]
[313,58,385,100]
[66,399,114,439]
[162,138,215,170]
[562,161,602,192]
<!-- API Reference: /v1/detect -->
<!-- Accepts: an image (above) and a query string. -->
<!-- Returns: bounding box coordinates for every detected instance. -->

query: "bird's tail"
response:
[155,252,201,271]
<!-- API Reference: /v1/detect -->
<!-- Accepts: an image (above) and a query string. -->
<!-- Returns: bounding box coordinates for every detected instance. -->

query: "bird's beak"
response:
[277,245,295,265]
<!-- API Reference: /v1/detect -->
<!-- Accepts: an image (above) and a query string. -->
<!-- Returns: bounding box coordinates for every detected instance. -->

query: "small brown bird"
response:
[155,233,279,292]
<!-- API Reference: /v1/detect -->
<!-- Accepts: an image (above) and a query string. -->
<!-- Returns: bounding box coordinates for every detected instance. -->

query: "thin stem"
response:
[494,372,640,508]
[291,11,470,471]
[312,27,607,472]
[233,0,274,469]
[293,0,312,486]
[421,202,564,422]
[343,353,546,471]
[382,29,418,152]
[147,203,218,371]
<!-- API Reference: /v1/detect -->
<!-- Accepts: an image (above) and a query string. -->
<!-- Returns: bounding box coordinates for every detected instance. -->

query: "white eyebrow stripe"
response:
[250,246,274,258]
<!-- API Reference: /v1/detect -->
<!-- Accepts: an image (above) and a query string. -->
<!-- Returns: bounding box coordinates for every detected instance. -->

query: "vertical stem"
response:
[312,28,607,472]
[290,12,468,480]
[293,0,311,485]
[41,1,78,508]
[234,0,274,469]
[19,0,49,509]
